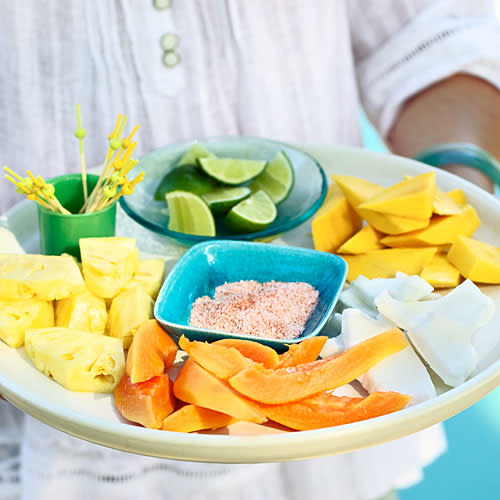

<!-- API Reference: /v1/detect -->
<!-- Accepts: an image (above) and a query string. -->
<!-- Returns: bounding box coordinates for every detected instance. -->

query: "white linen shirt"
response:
[1,1,500,499]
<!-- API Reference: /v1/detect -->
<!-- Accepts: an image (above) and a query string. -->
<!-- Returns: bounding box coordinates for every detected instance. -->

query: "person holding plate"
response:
[1,1,500,499]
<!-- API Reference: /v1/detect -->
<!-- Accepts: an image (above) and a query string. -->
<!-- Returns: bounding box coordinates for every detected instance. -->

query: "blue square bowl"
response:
[154,241,347,352]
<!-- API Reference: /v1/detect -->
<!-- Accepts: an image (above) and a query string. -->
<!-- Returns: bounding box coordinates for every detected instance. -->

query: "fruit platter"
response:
[1,142,500,463]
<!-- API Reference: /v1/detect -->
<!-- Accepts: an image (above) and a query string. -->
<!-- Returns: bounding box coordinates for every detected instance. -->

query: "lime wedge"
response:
[202,186,251,216]
[198,158,267,185]
[177,143,215,167]
[249,151,294,204]
[224,190,277,233]
[154,164,217,201]
[166,191,216,236]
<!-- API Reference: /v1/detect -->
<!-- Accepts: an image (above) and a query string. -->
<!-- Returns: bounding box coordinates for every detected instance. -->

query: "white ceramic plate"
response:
[2,144,500,463]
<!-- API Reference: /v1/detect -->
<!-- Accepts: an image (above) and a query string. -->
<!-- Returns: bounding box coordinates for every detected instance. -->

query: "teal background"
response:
[360,114,500,499]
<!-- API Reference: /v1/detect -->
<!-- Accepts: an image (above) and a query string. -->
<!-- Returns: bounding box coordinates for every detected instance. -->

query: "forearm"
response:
[387,74,500,193]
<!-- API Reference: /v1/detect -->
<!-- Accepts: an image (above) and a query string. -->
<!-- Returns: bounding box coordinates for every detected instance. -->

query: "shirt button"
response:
[161,33,179,51]
[163,50,180,68]
[153,0,171,10]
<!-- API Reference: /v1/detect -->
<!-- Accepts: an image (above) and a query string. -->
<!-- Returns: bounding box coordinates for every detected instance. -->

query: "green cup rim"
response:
[38,173,117,218]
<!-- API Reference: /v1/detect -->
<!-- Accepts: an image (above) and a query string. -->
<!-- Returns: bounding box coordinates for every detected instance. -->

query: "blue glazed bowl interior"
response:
[120,136,327,245]
[154,241,347,351]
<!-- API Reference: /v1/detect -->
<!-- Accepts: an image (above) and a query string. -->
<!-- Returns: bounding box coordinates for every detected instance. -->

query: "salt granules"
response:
[189,280,319,340]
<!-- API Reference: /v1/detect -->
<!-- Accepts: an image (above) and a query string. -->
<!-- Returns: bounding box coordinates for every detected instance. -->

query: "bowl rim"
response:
[154,240,347,346]
[119,135,328,242]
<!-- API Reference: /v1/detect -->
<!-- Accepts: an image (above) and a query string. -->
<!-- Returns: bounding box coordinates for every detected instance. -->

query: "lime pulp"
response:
[224,190,277,233]
[202,186,251,216]
[177,143,215,167]
[198,157,267,185]
[166,190,216,236]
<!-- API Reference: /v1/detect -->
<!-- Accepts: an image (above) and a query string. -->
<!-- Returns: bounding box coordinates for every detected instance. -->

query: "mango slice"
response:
[0,299,54,348]
[359,172,435,220]
[126,319,178,384]
[107,286,154,349]
[433,188,463,216]
[311,183,362,252]
[277,336,328,368]
[55,289,107,335]
[114,373,175,429]
[381,205,480,248]
[331,175,430,235]
[214,338,280,368]
[259,391,411,430]
[121,258,165,299]
[341,247,437,282]
[179,335,252,380]
[448,189,467,205]
[0,254,85,301]
[25,327,125,392]
[420,255,462,288]
[80,237,139,299]
[336,225,385,254]
[228,328,408,404]
[448,236,500,284]
[173,358,266,423]
[162,404,237,433]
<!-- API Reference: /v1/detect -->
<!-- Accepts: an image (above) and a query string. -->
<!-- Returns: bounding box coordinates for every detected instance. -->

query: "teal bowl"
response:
[154,241,347,352]
[120,136,327,246]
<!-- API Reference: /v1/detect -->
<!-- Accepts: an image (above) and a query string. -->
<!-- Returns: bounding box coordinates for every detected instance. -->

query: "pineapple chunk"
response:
[121,259,165,299]
[25,327,125,392]
[56,289,107,335]
[107,286,154,349]
[0,254,85,301]
[80,237,140,298]
[0,299,54,348]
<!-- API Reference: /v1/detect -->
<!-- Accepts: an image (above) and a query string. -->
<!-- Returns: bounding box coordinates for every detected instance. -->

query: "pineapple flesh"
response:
[80,237,139,299]
[121,258,165,299]
[25,327,125,392]
[0,254,85,301]
[0,299,54,348]
[56,289,107,335]
[107,286,154,349]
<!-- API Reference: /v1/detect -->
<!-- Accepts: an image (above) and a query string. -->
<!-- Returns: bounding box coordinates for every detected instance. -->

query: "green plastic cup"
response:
[38,174,116,258]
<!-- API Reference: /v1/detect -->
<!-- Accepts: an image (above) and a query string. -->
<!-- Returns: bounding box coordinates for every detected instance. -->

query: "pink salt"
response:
[189,280,319,340]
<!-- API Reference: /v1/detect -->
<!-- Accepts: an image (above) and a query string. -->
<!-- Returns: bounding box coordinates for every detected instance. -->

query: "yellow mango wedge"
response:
[337,225,385,254]
[381,205,480,248]
[341,247,437,282]
[55,289,107,335]
[0,299,54,348]
[0,254,85,301]
[433,188,463,216]
[331,175,430,235]
[312,183,362,252]
[420,254,462,288]
[359,172,435,220]
[448,189,467,205]
[448,236,500,284]
[80,237,139,299]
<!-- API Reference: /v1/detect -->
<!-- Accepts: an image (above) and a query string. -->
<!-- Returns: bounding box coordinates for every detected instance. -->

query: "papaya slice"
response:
[260,391,411,430]
[277,336,328,368]
[179,335,252,379]
[214,338,280,368]
[114,373,175,429]
[173,359,266,423]
[162,404,237,433]
[126,320,178,384]
[228,328,408,404]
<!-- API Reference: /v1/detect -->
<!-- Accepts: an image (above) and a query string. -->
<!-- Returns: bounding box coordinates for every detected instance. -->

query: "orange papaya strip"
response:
[260,391,411,430]
[162,404,237,433]
[173,359,266,424]
[228,328,408,404]
[114,373,175,429]
[126,319,178,384]
[277,336,328,368]
[214,338,280,368]
[179,335,252,379]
